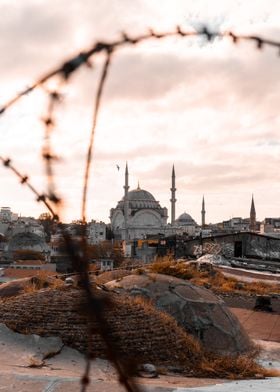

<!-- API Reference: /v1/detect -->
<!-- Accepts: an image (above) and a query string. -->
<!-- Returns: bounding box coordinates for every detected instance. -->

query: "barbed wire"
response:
[1,42,138,391]
[1,26,280,116]
[77,46,140,391]
[63,232,142,392]
[0,156,59,220]
[81,47,112,224]
[41,88,63,205]
[1,24,280,392]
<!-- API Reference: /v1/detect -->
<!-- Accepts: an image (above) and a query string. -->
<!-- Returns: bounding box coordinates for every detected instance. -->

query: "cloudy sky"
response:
[1,0,280,223]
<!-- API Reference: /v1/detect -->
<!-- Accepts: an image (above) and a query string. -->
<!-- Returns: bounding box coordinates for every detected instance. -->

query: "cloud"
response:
[1,0,280,222]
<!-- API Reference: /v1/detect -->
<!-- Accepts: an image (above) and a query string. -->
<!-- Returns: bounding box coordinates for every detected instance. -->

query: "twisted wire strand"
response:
[1,26,280,115]
[0,156,59,220]
[42,89,62,205]
[1,24,280,392]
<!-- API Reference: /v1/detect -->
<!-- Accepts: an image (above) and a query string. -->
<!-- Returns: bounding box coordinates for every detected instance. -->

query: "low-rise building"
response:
[180,232,280,261]
[87,220,106,244]
[260,218,280,238]
[0,207,12,223]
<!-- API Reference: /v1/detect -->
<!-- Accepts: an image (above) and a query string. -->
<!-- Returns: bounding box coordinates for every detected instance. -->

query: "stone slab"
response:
[231,308,280,342]
[174,378,280,392]
[0,323,64,367]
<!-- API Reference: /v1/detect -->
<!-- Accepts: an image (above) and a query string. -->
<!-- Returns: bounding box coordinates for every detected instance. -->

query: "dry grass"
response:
[149,259,280,295]
[0,286,277,380]
[201,353,280,379]
[23,282,40,295]
[27,356,45,368]
[23,271,64,294]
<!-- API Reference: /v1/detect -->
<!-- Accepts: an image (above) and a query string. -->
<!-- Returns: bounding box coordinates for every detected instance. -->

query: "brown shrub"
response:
[0,286,276,379]
[23,272,64,294]
[149,260,280,295]
[201,353,280,379]
[150,260,198,280]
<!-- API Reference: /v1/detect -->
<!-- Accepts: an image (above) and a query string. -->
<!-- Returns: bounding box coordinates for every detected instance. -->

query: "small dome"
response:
[176,212,196,226]
[105,273,252,356]
[7,232,48,256]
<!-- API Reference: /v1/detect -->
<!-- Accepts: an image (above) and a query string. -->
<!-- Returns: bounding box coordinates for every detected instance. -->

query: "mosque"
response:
[110,164,203,240]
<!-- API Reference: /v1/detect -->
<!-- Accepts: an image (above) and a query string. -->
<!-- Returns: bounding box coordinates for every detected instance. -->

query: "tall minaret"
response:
[123,162,129,240]
[170,165,176,225]
[249,194,256,231]
[201,195,206,227]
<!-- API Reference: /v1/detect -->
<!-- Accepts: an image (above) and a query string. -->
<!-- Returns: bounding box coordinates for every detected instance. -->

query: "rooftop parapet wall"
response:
[181,232,280,261]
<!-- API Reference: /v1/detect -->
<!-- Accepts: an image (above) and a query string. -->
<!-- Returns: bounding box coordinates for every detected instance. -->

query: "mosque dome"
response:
[128,188,156,202]
[7,232,49,256]
[117,186,162,210]
[176,212,196,226]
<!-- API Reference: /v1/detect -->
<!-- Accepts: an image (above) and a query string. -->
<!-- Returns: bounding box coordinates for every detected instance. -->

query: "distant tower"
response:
[123,162,130,240]
[249,194,256,231]
[201,195,206,227]
[170,165,176,225]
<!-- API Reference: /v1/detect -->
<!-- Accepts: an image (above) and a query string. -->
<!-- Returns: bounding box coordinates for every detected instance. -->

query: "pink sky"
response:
[1,0,280,223]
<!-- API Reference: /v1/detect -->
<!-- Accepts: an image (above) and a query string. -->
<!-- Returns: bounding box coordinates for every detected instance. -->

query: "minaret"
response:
[170,165,176,225]
[249,194,256,231]
[201,195,206,227]
[123,162,129,240]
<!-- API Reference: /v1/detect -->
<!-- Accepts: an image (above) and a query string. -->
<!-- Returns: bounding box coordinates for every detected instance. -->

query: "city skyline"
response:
[1,1,280,223]
[0,174,277,226]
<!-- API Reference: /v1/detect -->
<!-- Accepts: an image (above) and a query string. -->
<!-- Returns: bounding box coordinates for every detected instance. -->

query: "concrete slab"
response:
[0,375,49,391]
[230,308,280,342]
[270,315,280,341]
[0,323,63,367]
[174,378,280,392]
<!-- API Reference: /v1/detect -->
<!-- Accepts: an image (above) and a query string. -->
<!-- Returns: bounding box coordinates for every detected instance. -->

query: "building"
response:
[12,217,46,238]
[249,195,256,231]
[87,220,106,244]
[0,207,12,223]
[4,232,50,262]
[174,212,197,236]
[110,163,169,240]
[222,217,250,232]
[260,218,280,238]
[92,258,114,272]
[0,260,56,283]
[180,232,280,261]
[110,163,199,241]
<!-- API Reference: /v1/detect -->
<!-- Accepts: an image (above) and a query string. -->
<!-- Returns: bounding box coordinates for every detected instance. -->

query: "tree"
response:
[38,212,54,242]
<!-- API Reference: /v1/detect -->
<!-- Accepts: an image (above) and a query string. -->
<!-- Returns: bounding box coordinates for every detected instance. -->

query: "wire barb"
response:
[1,24,280,392]
[1,26,280,116]
[81,48,112,224]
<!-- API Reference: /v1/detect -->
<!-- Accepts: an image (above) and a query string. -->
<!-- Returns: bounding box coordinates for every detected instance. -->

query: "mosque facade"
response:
[110,163,200,240]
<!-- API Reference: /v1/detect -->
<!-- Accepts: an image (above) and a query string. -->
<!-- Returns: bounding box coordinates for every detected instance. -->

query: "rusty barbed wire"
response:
[77,45,141,391]
[0,156,59,220]
[82,47,112,224]
[1,26,280,116]
[1,44,139,390]
[42,88,62,205]
[63,232,142,392]
[0,154,141,392]
[1,24,280,392]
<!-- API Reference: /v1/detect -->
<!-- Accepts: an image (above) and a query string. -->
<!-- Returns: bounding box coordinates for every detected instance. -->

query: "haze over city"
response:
[1,0,280,223]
